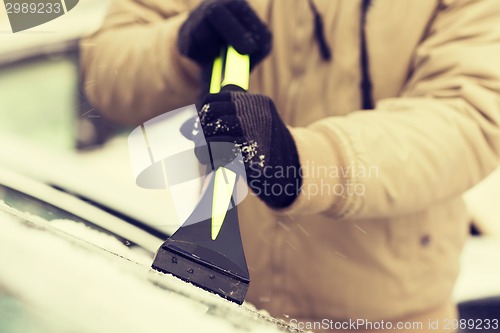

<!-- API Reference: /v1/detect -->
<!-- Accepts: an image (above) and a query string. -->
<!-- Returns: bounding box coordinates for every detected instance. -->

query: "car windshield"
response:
[0,183,87,224]
[0,183,137,250]
[0,189,292,333]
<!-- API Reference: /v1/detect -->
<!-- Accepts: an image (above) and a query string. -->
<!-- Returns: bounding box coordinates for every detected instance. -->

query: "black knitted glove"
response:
[178,0,272,69]
[186,90,302,209]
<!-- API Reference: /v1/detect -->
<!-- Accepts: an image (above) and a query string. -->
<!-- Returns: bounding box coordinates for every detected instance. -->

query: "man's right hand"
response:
[177,0,272,69]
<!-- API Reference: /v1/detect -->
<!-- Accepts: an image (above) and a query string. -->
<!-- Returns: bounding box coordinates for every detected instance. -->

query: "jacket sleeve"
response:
[285,0,500,219]
[80,0,201,126]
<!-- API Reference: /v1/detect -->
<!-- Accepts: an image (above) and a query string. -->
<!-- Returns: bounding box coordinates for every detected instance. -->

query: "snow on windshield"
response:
[0,208,289,333]
[0,199,151,265]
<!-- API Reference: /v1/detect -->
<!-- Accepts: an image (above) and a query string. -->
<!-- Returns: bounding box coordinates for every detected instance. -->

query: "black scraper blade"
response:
[152,176,250,304]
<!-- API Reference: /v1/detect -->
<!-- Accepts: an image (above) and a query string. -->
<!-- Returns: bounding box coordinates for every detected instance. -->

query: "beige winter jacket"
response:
[81,0,500,330]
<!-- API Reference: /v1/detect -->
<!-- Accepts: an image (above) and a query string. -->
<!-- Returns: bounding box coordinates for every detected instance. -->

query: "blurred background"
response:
[0,0,113,150]
[0,0,186,237]
[0,0,499,331]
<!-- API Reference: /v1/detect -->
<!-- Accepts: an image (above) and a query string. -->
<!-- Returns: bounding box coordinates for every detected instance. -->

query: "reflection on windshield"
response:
[0,184,134,248]
[0,184,87,223]
[0,289,52,333]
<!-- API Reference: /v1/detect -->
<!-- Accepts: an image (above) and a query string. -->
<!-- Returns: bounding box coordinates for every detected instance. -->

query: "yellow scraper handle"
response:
[209,46,249,240]
[209,46,250,93]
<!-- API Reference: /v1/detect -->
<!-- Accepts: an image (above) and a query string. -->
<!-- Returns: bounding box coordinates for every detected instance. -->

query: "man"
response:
[81,0,500,332]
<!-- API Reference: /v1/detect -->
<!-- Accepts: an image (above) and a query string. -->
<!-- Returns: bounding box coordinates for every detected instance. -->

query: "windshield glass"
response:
[0,183,87,223]
[0,183,136,249]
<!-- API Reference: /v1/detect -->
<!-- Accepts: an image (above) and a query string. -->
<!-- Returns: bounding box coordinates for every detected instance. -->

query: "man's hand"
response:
[177,0,272,69]
[190,90,302,209]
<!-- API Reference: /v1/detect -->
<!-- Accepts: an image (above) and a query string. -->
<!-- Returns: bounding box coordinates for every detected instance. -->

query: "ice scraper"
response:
[152,46,251,304]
